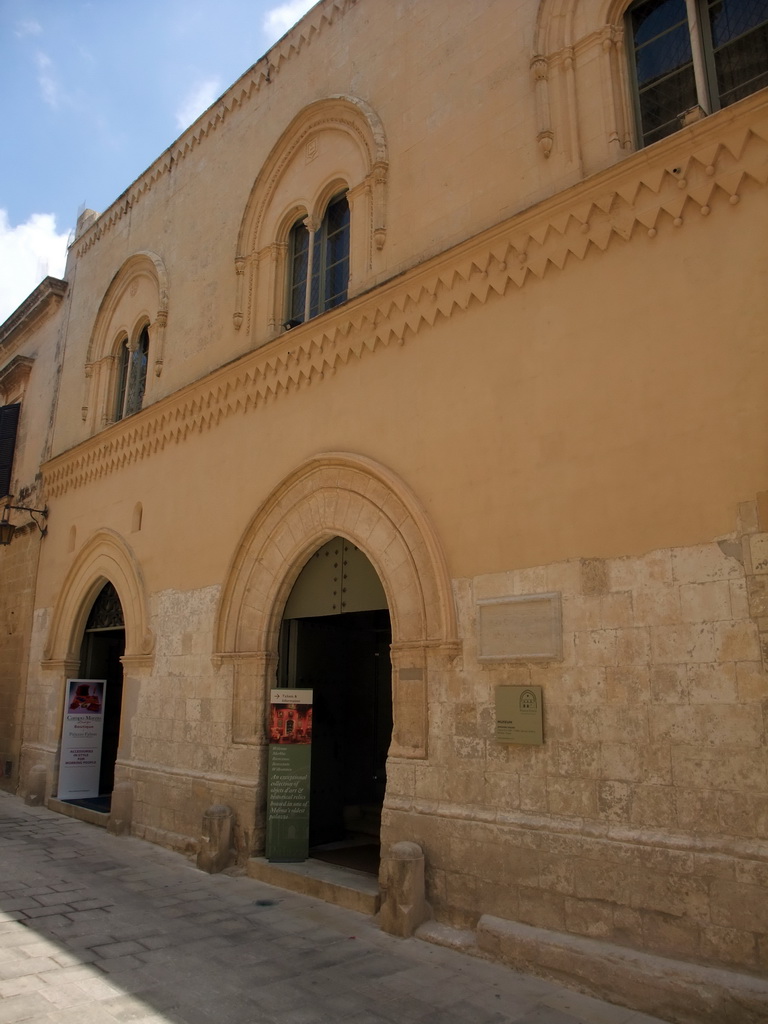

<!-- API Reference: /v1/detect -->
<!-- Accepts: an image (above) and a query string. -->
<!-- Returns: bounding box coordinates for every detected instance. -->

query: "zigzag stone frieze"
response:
[44,109,768,499]
[73,0,358,257]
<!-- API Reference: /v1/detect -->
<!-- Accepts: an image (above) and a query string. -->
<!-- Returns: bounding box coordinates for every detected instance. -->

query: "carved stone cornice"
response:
[120,654,155,671]
[0,277,67,353]
[43,96,768,500]
[40,658,81,675]
[0,355,34,402]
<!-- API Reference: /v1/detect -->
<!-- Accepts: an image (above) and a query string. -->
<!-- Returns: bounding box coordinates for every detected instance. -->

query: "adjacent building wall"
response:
[0,279,66,790]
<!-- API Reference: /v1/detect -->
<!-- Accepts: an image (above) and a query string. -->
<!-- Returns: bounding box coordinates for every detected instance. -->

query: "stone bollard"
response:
[24,765,47,807]
[378,840,429,937]
[108,781,134,835]
[197,804,234,874]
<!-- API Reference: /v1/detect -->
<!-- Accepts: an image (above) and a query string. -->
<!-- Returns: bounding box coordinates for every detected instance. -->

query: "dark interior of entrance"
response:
[71,582,125,813]
[279,538,392,874]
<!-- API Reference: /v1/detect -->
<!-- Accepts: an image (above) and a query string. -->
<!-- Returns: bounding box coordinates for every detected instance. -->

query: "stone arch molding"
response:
[43,529,154,667]
[84,251,169,432]
[215,452,458,758]
[233,95,389,336]
[532,0,635,165]
[534,0,626,54]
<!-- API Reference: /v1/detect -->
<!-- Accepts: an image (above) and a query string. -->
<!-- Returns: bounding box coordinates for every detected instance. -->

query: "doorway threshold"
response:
[247,855,381,915]
[48,797,110,828]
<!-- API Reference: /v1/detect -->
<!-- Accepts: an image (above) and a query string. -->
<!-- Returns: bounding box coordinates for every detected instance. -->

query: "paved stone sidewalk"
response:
[0,791,670,1024]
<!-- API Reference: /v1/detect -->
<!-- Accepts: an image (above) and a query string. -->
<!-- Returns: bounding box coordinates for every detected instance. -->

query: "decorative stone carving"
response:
[234,94,389,335]
[42,529,154,666]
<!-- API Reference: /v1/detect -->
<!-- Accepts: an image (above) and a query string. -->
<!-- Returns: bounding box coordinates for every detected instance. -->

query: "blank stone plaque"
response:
[477,593,562,661]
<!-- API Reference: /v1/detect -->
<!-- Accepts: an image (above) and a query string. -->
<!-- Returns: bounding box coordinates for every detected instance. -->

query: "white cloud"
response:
[263,0,316,40]
[36,51,60,109]
[175,77,222,131]
[0,211,70,325]
[15,19,42,37]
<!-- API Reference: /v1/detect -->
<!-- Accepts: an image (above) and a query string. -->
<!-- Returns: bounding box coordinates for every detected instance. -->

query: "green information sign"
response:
[495,685,544,745]
[265,688,313,862]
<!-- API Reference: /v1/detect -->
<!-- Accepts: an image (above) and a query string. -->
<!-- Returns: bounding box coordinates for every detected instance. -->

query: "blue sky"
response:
[0,0,316,322]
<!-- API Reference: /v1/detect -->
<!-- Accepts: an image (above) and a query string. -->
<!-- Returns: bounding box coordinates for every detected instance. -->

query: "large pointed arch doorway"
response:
[279,537,392,873]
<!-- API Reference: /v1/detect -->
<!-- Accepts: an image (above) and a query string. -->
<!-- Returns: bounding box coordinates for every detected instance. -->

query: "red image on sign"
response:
[270,703,312,744]
[68,681,104,714]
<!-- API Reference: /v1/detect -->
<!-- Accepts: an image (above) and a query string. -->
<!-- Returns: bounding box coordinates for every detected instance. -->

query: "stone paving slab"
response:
[0,791,671,1024]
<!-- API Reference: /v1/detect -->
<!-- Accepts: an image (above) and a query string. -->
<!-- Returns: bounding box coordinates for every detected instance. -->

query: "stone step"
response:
[48,797,110,828]
[247,855,381,915]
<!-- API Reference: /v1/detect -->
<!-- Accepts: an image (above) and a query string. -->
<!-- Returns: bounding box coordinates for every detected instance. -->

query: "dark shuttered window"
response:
[0,403,21,498]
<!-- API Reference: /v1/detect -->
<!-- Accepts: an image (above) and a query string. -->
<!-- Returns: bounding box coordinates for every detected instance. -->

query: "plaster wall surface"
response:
[36,172,768,597]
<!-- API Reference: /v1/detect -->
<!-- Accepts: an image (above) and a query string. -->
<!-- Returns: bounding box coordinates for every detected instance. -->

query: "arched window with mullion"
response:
[114,325,149,421]
[287,193,349,327]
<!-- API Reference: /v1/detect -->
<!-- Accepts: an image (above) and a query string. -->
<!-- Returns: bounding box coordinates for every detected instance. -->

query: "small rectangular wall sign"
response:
[495,685,544,745]
[266,688,313,862]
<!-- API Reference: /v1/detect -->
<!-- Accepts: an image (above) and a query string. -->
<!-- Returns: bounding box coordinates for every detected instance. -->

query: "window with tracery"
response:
[286,193,350,327]
[85,581,125,630]
[627,0,768,147]
[114,324,149,421]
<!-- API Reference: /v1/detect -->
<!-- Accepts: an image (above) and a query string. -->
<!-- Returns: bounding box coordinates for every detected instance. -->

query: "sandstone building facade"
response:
[2,2,768,1020]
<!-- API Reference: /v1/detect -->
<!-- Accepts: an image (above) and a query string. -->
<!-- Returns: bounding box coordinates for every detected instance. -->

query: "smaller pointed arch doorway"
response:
[278,537,392,874]
[64,581,125,813]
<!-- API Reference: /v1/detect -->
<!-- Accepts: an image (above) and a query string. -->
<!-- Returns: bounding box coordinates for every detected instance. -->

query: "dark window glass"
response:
[288,193,350,326]
[708,0,768,44]
[114,338,130,420]
[638,65,698,143]
[115,326,149,421]
[629,0,768,147]
[309,228,323,319]
[0,402,21,498]
[630,0,697,145]
[289,221,310,323]
[631,0,688,46]
[324,196,350,310]
[707,0,768,105]
[125,327,149,417]
[633,13,692,85]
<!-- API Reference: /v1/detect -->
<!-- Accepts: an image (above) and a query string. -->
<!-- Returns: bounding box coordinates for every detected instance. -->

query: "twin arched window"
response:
[233,96,388,338]
[114,325,149,421]
[286,193,350,327]
[85,252,167,436]
[627,0,768,147]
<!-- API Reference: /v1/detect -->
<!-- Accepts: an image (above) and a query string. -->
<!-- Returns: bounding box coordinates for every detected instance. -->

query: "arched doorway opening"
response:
[278,537,392,874]
[64,581,125,813]
[215,452,460,872]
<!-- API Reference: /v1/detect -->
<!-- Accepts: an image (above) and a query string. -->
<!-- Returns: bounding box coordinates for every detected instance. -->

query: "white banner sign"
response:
[58,679,106,800]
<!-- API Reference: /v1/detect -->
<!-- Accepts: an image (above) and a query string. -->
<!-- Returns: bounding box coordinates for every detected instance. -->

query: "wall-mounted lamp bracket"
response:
[0,502,48,545]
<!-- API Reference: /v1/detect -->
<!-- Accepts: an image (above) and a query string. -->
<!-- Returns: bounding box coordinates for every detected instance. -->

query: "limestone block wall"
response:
[18,607,59,794]
[384,502,768,974]
[120,585,260,857]
[0,531,39,790]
